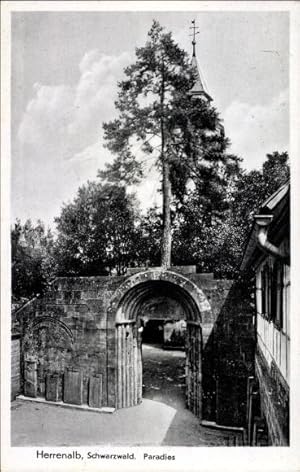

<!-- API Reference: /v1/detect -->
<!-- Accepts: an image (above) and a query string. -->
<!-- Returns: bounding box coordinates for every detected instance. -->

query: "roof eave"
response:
[240,183,290,271]
[190,90,213,102]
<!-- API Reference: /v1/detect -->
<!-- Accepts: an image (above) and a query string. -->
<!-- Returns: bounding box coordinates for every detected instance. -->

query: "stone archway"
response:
[107,269,213,418]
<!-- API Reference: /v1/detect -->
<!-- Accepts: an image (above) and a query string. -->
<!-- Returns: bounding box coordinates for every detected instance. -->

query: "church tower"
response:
[189,20,212,102]
[189,20,224,136]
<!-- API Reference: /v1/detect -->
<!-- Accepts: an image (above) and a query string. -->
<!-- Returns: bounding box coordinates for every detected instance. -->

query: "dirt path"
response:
[142,343,241,446]
[142,343,186,410]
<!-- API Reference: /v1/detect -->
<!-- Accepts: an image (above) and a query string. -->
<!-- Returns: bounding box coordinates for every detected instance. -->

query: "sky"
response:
[11,11,289,228]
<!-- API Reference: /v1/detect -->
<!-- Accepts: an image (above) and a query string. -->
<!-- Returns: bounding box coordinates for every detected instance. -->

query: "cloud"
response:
[18,83,74,154]
[63,140,110,185]
[12,47,289,228]
[18,51,131,158]
[68,51,131,148]
[131,166,161,213]
[13,50,132,227]
[223,89,289,170]
[79,49,100,73]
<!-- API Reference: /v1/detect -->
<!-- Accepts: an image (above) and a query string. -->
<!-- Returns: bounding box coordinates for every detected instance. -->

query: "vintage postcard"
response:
[1,1,300,471]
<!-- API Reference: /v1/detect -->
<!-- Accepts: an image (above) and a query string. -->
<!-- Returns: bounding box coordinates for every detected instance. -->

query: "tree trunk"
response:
[161,157,172,268]
[160,62,172,269]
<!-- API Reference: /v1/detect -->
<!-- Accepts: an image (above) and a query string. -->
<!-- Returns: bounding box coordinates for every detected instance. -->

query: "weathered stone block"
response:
[74,304,89,314]
[95,317,107,330]
[24,360,37,398]
[82,290,97,300]
[88,300,106,313]
[63,369,83,405]
[46,373,60,402]
[88,375,103,408]
[11,337,21,400]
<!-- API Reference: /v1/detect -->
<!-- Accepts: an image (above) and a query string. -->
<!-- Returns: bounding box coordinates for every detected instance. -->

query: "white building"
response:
[241,182,290,445]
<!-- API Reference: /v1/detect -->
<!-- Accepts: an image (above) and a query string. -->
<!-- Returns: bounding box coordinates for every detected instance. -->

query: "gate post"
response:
[116,320,140,409]
[186,321,202,418]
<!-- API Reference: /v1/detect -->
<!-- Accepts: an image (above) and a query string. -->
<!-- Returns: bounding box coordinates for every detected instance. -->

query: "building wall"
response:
[255,346,289,445]
[255,238,290,444]
[255,239,290,383]
[16,272,254,426]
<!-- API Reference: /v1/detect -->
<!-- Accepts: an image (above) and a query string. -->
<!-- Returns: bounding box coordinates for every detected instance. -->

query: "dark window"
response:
[261,265,269,318]
[270,263,277,321]
[274,261,284,329]
[261,261,283,329]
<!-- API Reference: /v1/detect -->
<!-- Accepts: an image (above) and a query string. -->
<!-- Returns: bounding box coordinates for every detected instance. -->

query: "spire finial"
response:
[190,19,199,57]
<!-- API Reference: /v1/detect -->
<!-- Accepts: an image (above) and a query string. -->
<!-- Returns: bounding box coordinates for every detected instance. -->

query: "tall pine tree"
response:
[101,20,240,268]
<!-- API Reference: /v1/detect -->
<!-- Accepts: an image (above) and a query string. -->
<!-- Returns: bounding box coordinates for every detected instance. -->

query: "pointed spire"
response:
[190,19,198,58]
[189,20,212,102]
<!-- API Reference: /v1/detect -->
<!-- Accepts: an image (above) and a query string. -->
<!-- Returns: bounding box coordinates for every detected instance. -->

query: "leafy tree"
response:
[11,219,56,301]
[101,20,239,267]
[54,182,142,276]
[172,151,290,278]
[232,151,290,235]
[136,207,163,267]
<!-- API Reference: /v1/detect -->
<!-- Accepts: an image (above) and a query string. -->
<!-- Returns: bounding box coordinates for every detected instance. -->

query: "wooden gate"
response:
[116,320,142,408]
[186,321,202,417]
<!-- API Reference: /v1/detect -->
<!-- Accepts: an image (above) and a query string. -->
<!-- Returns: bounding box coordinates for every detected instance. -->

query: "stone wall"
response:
[255,346,289,445]
[17,276,123,407]
[16,271,254,427]
[189,275,255,425]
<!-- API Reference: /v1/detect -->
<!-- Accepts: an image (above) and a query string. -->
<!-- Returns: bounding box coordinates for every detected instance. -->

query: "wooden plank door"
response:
[116,320,142,409]
[186,321,202,417]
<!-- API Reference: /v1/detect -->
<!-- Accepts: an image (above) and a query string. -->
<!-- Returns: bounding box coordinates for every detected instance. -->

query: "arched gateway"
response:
[107,269,213,418]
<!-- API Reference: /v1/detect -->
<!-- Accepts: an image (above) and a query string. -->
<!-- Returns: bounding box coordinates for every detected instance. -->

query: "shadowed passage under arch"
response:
[109,270,212,417]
